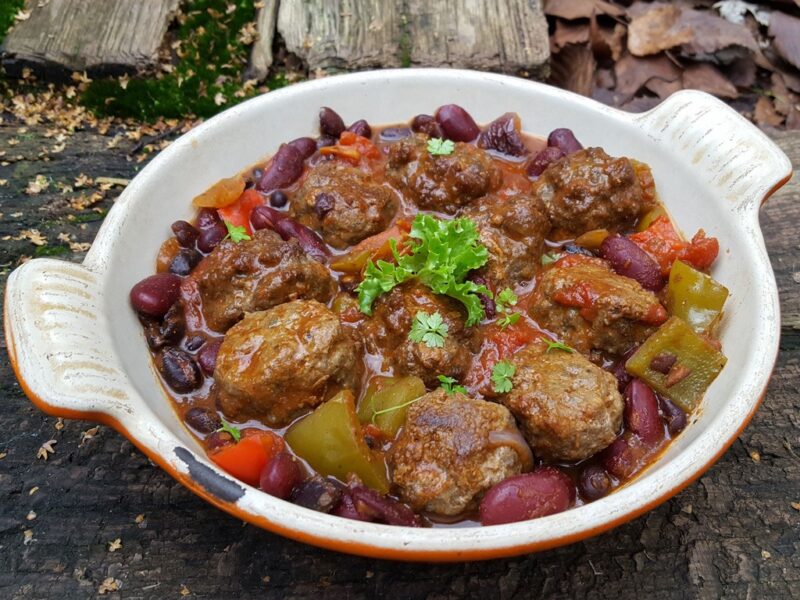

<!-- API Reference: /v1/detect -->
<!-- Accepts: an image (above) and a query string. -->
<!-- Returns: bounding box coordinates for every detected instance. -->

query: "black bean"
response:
[379,127,412,141]
[578,464,613,502]
[291,476,343,513]
[184,407,221,434]
[269,190,288,208]
[184,336,205,352]
[319,107,346,137]
[168,248,202,276]
[159,347,202,393]
[171,220,200,248]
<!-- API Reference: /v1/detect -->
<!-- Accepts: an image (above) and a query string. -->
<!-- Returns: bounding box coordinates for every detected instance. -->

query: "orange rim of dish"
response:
[3,170,790,562]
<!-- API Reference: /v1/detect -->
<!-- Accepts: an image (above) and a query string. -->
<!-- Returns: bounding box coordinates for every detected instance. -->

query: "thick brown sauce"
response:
[151,125,682,527]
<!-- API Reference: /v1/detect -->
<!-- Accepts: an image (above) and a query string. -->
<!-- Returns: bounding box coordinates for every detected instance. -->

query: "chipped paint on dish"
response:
[3,70,792,561]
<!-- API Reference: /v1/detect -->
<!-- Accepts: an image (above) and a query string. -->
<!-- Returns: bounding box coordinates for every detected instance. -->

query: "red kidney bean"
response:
[526,146,565,177]
[269,190,288,208]
[379,126,412,141]
[649,352,677,374]
[184,407,221,434]
[600,235,664,291]
[286,136,317,160]
[196,207,221,230]
[658,394,687,435]
[348,486,423,527]
[610,345,639,393]
[291,475,343,513]
[184,335,205,352]
[130,273,182,317]
[197,338,222,376]
[317,135,337,149]
[477,112,528,157]
[319,107,345,137]
[578,464,613,502]
[274,218,331,262]
[171,220,199,248]
[547,128,583,154]
[205,430,233,451]
[410,114,443,138]
[159,347,202,393]
[624,379,664,445]
[168,248,202,276]
[332,491,371,521]
[260,452,303,500]
[479,467,575,526]
[196,221,227,253]
[602,435,646,479]
[346,119,372,139]
[250,204,281,231]
[258,144,305,193]
[435,104,480,142]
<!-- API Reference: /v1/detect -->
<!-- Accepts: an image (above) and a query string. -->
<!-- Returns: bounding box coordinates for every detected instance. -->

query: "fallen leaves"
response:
[36,439,57,460]
[24,175,50,195]
[26,511,37,521]
[14,229,48,246]
[628,4,694,57]
[769,12,800,71]
[108,538,123,552]
[23,529,34,545]
[682,63,738,98]
[98,578,121,595]
[0,451,7,460]
[79,425,101,447]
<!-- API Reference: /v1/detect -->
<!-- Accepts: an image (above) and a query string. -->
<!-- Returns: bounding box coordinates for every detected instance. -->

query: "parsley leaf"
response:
[356,214,490,325]
[497,312,521,329]
[491,360,516,394]
[409,311,449,348]
[495,288,518,311]
[438,374,468,395]
[223,220,251,243]
[427,137,455,156]
[216,418,242,442]
[541,252,559,266]
[545,340,575,354]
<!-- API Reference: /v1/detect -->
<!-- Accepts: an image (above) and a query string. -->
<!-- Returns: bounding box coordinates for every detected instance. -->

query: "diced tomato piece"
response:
[465,321,542,390]
[217,189,265,234]
[209,429,285,487]
[339,131,380,160]
[629,216,719,275]
[678,230,719,271]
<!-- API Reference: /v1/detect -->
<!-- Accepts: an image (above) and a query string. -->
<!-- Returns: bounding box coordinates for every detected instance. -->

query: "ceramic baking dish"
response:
[4,69,792,561]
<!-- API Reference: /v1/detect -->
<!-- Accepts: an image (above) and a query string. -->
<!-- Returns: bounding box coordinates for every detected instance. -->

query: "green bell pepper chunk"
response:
[666,260,729,334]
[626,316,727,412]
[285,390,389,493]
[357,375,426,437]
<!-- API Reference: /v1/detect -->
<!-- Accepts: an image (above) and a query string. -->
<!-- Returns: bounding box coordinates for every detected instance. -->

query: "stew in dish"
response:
[130,105,728,527]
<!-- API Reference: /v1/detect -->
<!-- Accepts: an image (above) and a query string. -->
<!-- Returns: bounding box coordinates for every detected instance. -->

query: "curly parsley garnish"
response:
[491,360,516,394]
[223,220,251,243]
[216,418,242,442]
[497,312,521,329]
[356,214,490,326]
[409,311,449,348]
[438,375,468,395]
[545,340,575,354]
[427,137,455,156]
[495,288,521,330]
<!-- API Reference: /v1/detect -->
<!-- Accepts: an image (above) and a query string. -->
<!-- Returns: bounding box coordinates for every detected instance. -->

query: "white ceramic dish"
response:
[4,69,792,561]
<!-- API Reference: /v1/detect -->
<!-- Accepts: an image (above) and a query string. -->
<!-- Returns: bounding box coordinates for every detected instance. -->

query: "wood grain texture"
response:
[0,0,179,76]
[0,124,797,599]
[248,0,279,80]
[275,0,549,75]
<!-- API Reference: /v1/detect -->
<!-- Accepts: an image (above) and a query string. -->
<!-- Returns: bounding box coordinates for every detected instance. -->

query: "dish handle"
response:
[632,90,793,214]
[4,259,133,420]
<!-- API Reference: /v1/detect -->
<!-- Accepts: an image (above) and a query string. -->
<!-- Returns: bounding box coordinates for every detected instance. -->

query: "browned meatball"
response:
[214,300,360,426]
[188,229,336,332]
[291,161,399,249]
[386,133,502,214]
[501,342,623,462]
[361,282,480,386]
[530,256,667,356]
[388,389,531,516]
[532,147,656,237]
[460,193,551,290]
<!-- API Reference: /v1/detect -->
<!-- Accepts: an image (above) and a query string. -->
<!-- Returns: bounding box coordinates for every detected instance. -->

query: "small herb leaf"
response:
[497,312,521,329]
[545,340,575,354]
[541,252,559,266]
[491,360,516,394]
[496,288,518,311]
[409,311,449,348]
[217,418,242,442]
[224,220,251,243]
[427,137,455,156]
[437,374,468,395]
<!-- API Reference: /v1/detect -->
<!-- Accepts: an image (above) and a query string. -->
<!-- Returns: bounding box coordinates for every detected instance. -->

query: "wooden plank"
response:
[1,0,179,76]
[0,122,797,597]
[276,0,549,75]
[247,0,279,80]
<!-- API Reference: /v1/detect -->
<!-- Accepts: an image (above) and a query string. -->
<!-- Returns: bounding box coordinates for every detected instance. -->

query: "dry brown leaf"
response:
[682,63,738,98]
[615,52,681,100]
[16,229,47,246]
[628,4,694,56]
[37,439,57,460]
[550,44,597,97]
[590,17,626,61]
[135,514,146,524]
[551,20,590,53]
[108,538,122,552]
[769,12,800,72]
[646,77,683,99]
[750,450,761,462]
[725,57,756,88]
[0,451,7,460]
[54,418,64,431]
[98,578,120,595]
[79,425,100,447]
[23,529,34,545]
[29,486,39,495]
[545,0,625,20]
[25,175,49,195]
[26,511,36,521]
[180,585,191,597]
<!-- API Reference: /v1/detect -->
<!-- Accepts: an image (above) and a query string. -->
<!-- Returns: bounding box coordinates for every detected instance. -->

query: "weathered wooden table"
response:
[0,121,797,599]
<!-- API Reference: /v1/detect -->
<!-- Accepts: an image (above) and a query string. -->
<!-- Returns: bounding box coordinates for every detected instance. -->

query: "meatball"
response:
[188,229,336,332]
[386,133,502,214]
[460,193,551,290]
[361,282,480,386]
[291,161,399,249]
[389,389,530,516]
[532,147,656,237]
[214,300,360,426]
[501,342,623,462]
[530,256,667,356]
